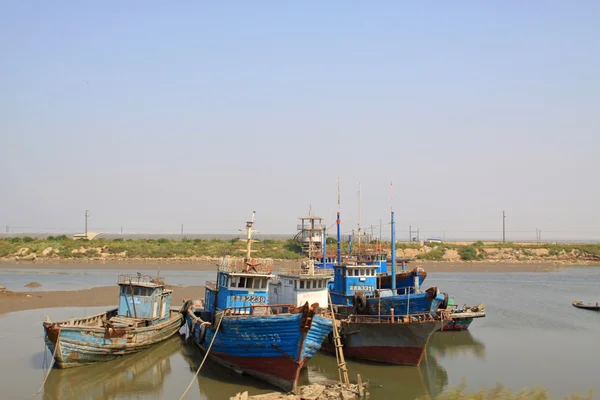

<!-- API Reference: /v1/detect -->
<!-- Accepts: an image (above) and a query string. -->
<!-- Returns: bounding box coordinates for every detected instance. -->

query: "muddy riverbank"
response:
[0,284,204,315]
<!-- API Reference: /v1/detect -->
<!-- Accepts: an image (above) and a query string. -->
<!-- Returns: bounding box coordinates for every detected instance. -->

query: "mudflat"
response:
[0,285,205,315]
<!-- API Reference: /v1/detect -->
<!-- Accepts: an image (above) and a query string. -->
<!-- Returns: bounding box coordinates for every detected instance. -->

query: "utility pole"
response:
[121,226,123,234]
[409,225,412,242]
[379,218,382,242]
[181,223,184,235]
[502,211,506,243]
[85,210,89,238]
[5,225,8,233]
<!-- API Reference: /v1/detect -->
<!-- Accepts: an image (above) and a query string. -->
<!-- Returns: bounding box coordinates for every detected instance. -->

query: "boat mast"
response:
[240,211,257,262]
[357,182,362,257]
[336,178,342,265]
[391,183,396,292]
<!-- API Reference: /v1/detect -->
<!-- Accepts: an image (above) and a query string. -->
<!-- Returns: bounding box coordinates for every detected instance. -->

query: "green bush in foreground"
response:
[416,383,592,400]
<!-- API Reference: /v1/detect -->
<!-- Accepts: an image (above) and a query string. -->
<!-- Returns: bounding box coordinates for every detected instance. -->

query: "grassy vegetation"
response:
[0,237,306,259]
[1,236,599,261]
[416,382,592,400]
[458,245,478,261]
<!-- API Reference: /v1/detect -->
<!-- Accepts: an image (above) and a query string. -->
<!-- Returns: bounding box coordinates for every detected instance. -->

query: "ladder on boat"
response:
[328,292,350,387]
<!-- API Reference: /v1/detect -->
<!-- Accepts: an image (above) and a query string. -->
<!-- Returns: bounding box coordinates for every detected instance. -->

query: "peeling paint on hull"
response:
[321,319,440,366]
[44,311,183,368]
[185,312,333,392]
[439,318,474,331]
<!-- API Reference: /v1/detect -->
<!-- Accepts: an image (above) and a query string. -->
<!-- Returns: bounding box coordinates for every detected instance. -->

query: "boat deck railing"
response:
[217,257,275,274]
[223,304,300,316]
[276,267,335,277]
[117,273,165,287]
[344,309,451,324]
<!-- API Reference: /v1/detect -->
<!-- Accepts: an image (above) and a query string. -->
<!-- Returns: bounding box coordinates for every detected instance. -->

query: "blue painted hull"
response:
[366,291,444,316]
[377,268,427,294]
[331,288,444,316]
[185,307,332,392]
[43,308,183,368]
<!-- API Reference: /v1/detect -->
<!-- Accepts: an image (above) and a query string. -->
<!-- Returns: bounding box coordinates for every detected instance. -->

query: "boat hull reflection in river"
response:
[44,335,181,400]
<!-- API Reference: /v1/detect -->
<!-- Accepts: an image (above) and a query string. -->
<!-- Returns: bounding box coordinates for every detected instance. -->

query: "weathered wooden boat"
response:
[43,334,181,400]
[43,273,183,368]
[572,300,600,311]
[183,213,333,392]
[437,299,486,331]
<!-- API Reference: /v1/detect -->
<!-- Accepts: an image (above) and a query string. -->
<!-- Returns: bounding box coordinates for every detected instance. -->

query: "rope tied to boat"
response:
[178,313,223,400]
[33,328,60,397]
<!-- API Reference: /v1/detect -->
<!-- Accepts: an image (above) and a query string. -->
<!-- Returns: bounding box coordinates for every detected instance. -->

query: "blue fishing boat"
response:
[183,213,333,392]
[321,208,447,365]
[312,212,428,296]
[43,273,183,368]
[329,211,444,316]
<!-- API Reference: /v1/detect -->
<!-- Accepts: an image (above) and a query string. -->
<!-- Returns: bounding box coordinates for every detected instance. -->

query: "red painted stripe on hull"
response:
[203,349,306,392]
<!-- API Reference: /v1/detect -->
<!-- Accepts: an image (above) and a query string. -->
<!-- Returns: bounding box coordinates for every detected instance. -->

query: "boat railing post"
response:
[390,308,394,324]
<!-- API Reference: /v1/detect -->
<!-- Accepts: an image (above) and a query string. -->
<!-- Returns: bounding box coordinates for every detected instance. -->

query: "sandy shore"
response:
[0,285,205,315]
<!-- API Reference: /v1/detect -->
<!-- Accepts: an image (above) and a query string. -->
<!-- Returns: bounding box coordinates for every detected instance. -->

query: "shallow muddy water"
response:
[1,266,600,399]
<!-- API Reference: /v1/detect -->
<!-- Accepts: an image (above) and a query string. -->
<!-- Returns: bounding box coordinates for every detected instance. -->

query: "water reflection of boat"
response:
[179,336,277,400]
[43,334,181,400]
[429,330,486,360]
[302,350,448,399]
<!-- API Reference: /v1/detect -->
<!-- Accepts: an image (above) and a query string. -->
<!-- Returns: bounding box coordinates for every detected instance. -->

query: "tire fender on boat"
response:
[353,294,368,314]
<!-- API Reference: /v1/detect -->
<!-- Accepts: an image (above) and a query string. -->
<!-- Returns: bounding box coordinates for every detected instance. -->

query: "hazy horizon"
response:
[2,2,599,242]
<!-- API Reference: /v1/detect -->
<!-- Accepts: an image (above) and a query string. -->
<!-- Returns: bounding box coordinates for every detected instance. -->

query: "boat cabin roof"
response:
[117,274,165,289]
[277,267,334,279]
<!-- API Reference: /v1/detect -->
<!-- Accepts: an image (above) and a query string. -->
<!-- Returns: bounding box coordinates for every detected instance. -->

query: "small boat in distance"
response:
[572,300,600,311]
[438,303,486,331]
[43,273,184,368]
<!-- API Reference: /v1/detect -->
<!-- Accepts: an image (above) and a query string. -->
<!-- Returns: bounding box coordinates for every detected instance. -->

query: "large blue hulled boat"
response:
[320,207,446,366]
[43,273,183,368]
[183,213,333,392]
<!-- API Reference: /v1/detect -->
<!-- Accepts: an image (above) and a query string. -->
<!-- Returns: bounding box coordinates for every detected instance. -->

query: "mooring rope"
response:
[33,331,59,397]
[178,314,223,400]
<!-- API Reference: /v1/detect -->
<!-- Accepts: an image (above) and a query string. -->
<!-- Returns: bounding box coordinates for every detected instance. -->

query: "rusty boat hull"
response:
[322,316,441,365]
[185,303,333,392]
[43,308,183,368]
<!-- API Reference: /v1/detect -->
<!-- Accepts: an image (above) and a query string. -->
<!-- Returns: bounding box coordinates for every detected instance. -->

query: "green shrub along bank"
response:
[1,237,599,262]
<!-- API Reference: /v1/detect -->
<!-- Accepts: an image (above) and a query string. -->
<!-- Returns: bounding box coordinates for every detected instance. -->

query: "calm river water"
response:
[1,266,599,400]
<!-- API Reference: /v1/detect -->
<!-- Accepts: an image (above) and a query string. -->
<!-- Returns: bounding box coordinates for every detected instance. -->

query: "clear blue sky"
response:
[1,1,599,241]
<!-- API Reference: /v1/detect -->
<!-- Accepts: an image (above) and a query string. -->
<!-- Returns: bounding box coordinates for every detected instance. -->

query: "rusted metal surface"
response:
[117,274,165,287]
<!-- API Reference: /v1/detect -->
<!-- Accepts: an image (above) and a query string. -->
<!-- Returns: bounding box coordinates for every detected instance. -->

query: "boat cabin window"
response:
[299,281,305,289]
[219,274,228,287]
[121,286,153,297]
[229,276,267,289]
